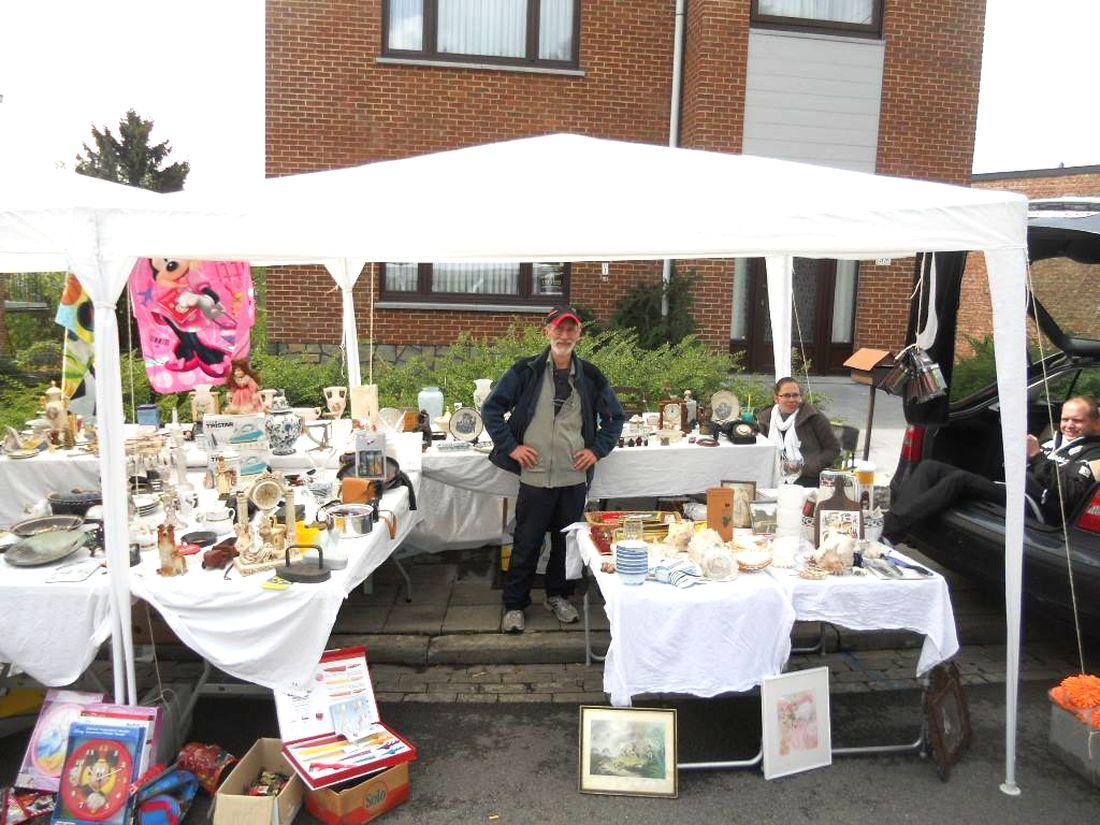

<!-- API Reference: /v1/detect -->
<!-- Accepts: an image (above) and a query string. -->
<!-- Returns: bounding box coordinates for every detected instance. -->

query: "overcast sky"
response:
[0,1,1095,189]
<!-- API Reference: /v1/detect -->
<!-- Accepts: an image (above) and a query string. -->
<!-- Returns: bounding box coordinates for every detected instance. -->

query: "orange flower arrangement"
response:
[1049,673,1100,729]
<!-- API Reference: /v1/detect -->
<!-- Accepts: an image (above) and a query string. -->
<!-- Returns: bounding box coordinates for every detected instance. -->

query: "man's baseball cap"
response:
[545,305,582,327]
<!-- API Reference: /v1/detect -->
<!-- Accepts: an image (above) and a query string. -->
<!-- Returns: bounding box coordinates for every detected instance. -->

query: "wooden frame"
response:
[924,662,971,781]
[720,480,756,529]
[379,261,571,307]
[750,0,883,39]
[381,0,582,69]
[578,706,677,798]
[761,667,832,780]
[749,499,778,535]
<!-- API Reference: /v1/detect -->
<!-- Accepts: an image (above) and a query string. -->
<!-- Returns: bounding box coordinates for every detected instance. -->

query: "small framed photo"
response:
[761,667,832,780]
[749,500,778,535]
[578,706,678,798]
[721,480,756,529]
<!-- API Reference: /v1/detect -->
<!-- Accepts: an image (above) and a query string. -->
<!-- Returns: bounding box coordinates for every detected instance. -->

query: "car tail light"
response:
[900,425,926,463]
[1075,489,1100,534]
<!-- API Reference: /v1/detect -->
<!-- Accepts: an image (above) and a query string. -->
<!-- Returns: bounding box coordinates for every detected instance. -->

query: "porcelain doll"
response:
[224,360,263,414]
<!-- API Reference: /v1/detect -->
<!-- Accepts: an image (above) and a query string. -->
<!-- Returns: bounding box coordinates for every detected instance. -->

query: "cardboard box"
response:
[1049,704,1100,787]
[707,486,734,541]
[305,762,410,825]
[214,738,304,825]
[843,347,893,386]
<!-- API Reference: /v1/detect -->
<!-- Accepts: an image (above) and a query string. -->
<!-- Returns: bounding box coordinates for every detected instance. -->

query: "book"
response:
[16,690,106,793]
[51,721,145,825]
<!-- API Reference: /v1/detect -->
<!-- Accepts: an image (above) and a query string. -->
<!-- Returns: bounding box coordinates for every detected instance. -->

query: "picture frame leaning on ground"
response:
[578,706,677,798]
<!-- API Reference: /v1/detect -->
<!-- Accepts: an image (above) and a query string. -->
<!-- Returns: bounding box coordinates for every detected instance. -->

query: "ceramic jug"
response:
[265,393,303,455]
[473,379,492,411]
[259,388,279,412]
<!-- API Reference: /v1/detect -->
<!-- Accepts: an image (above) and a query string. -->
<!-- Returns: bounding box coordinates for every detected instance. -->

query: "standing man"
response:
[482,305,625,634]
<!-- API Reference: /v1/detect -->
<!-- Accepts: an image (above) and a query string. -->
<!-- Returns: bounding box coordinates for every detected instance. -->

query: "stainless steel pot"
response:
[315,501,373,540]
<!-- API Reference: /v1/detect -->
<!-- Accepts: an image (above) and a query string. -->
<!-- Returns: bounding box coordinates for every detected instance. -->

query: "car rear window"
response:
[1029,256,1100,345]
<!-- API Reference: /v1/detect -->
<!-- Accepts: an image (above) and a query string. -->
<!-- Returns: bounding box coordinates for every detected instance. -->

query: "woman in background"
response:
[758,377,840,486]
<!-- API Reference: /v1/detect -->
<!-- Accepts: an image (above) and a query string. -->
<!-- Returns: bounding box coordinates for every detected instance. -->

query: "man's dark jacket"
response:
[1028,434,1100,522]
[482,347,625,484]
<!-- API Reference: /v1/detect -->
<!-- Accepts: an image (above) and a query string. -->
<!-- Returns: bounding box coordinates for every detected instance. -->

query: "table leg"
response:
[679,747,764,771]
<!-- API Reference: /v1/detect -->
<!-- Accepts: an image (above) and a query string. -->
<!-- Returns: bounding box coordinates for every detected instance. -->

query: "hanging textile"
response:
[128,258,255,394]
[55,273,96,413]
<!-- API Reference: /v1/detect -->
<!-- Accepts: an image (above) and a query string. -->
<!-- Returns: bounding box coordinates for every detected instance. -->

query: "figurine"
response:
[190,384,219,427]
[214,455,237,497]
[236,520,261,564]
[224,359,264,414]
[43,382,68,435]
[156,523,187,576]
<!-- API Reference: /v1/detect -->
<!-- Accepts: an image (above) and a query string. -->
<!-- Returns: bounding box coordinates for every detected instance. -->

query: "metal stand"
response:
[680,748,763,771]
[582,589,606,665]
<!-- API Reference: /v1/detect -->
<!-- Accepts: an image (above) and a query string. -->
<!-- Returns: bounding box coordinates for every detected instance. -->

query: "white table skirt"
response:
[766,559,959,675]
[571,530,960,707]
[422,435,779,498]
[130,474,420,695]
[0,546,114,686]
[572,530,796,707]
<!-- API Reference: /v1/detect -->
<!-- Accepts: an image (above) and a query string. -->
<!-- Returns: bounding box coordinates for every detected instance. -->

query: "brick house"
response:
[265,0,986,373]
[957,165,1100,353]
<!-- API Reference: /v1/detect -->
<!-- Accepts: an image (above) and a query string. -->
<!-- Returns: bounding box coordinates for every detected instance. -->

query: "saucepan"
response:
[336,453,417,510]
[315,501,374,540]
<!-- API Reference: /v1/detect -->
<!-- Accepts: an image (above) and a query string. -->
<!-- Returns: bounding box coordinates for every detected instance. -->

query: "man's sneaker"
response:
[502,609,525,634]
[545,596,579,624]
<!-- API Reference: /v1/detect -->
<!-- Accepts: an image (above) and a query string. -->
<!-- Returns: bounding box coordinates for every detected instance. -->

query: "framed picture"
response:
[578,706,677,798]
[720,480,756,529]
[818,509,862,545]
[761,667,832,780]
[659,399,687,434]
[924,662,971,781]
[749,500,778,535]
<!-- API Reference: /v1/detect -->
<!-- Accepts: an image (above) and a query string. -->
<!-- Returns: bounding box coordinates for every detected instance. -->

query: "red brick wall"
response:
[958,169,1100,350]
[855,0,986,353]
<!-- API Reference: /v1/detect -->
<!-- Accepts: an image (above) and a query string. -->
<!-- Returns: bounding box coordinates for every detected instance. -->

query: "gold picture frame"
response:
[578,706,678,798]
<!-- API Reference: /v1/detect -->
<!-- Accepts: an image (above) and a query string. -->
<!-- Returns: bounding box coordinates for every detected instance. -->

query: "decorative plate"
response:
[448,407,484,442]
[6,448,39,460]
[5,530,87,567]
[709,390,740,424]
[11,514,84,538]
[379,407,404,431]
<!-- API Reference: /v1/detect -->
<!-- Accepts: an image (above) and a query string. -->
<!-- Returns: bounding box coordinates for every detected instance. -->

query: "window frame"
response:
[379,261,572,306]
[749,0,884,39]
[381,0,582,69]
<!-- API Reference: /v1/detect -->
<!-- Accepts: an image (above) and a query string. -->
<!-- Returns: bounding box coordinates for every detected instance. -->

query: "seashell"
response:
[701,546,738,581]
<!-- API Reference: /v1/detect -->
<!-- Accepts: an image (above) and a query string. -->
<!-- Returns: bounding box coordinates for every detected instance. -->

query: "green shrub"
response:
[611,268,697,349]
[15,340,64,373]
[950,334,998,402]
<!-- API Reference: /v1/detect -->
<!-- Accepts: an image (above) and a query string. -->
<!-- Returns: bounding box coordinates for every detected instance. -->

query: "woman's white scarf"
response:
[768,405,803,461]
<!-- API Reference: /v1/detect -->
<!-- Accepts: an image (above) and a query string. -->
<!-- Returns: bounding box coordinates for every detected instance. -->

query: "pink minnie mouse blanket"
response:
[129,258,255,394]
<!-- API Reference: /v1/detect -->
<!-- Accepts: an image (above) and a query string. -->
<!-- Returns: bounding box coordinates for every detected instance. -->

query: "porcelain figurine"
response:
[473,379,493,412]
[224,359,264,414]
[43,382,67,434]
[324,385,348,419]
[264,393,302,455]
[190,384,219,425]
[156,523,187,576]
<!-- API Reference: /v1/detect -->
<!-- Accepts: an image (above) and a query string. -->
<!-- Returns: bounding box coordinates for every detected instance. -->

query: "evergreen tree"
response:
[74,109,189,192]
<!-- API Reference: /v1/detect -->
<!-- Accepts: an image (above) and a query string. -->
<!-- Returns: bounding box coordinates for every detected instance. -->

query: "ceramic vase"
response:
[259,388,279,412]
[473,379,492,412]
[265,393,302,455]
[324,386,347,418]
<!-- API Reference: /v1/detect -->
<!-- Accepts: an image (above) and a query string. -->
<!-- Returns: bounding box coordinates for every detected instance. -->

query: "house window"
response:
[384,0,579,67]
[751,0,883,37]
[382,262,569,305]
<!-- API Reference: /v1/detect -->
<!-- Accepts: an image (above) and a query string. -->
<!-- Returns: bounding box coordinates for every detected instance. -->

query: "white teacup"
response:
[197,507,232,527]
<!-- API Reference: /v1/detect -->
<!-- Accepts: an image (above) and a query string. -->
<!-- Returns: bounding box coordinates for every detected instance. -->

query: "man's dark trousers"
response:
[504,482,587,610]
[884,459,1005,542]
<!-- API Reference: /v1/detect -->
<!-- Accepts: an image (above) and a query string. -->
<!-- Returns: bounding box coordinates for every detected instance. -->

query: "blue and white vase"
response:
[264,393,302,455]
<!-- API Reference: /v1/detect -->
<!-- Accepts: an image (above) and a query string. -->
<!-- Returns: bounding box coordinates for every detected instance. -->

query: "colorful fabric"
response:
[129,259,255,395]
[134,766,199,825]
[54,274,95,404]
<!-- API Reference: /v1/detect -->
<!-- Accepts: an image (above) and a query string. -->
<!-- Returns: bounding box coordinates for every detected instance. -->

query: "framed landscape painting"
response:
[578,706,677,798]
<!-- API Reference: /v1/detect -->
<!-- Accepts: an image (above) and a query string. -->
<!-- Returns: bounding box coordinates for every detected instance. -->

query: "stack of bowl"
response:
[614,540,649,586]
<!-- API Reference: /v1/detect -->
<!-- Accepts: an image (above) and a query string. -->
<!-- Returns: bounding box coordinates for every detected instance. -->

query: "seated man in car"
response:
[883,395,1100,543]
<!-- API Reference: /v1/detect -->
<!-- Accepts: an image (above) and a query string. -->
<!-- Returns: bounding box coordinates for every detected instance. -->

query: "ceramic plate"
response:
[448,407,484,442]
[709,390,740,424]
[5,530,86,567]
[180,530,219,548]
[10,515,85,538]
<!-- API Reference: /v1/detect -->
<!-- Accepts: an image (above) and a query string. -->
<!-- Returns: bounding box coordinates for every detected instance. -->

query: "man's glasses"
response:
[777,392,801,399]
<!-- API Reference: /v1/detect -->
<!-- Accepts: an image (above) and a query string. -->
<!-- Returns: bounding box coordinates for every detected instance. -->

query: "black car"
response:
[890,198,1100,626]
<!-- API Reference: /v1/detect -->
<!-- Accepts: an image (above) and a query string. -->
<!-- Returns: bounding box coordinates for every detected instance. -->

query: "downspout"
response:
[663,0,687,318]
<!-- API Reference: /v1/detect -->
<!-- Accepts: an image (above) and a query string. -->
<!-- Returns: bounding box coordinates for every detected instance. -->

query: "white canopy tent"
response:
[1,135,1029,792]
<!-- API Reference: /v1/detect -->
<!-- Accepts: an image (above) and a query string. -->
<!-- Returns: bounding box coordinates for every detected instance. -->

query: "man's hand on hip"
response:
[572,449,598,471]
[510,445,539,468]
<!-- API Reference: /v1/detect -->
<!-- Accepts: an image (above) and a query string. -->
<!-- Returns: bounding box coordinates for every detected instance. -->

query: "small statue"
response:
[156,523,187,576]
[224,359,264,414]
[214,455,237,497]
[235,520,260,563]
[190,384,219,429]
[161,489,186,530]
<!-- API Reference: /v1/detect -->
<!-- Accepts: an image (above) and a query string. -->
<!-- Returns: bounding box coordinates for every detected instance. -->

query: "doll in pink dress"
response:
[224,360,263,414]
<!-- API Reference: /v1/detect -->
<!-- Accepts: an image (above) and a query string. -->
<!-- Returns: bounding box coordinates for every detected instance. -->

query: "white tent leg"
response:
[325,258,367,388]
[984,247,1029,796]
[765,255,793,382]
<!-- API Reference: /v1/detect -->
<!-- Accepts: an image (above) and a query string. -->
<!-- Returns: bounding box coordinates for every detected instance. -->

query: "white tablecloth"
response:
[0,545,114,686]
[572,530,796,707]
[572,530,960,707]
[130,474,420,695]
